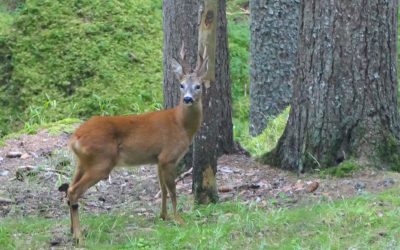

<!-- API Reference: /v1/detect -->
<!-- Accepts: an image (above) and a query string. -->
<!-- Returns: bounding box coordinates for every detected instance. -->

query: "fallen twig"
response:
[154,167,193,198]
[176,167,193,182]
[226,8,250,16]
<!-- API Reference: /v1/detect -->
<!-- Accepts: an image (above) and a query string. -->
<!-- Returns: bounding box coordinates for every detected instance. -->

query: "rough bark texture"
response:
[215,0,234,155]
[162,0,234,175]
[249,0,299,136]
[162,0,199,172]
[192,0,219,204]
[163,0,199,109]
[264,0,400,172]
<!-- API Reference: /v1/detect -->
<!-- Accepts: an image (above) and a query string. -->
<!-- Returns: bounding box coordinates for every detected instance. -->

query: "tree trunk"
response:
[193,0,234,204]
[263,0,400,172]
[249,0,299,136]
[163,0,199,109]
[193,0,219,204]
[162,0,199,172]
[162,0,234,176]
[215,0,234,155]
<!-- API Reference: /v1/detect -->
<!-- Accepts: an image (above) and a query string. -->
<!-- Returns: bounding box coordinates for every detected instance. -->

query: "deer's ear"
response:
[171,58,183,80]
[197,57,208,80]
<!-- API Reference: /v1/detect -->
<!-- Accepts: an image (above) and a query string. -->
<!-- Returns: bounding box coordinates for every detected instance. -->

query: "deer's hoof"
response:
[73,232,83,246]
[160,213,169,221]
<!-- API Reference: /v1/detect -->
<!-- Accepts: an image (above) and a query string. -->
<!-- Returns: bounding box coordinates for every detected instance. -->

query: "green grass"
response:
[0,118,79,146]
[226,4,290,157]
[0,0,164,136]
[1,188,399,249]
[0,6,13,34]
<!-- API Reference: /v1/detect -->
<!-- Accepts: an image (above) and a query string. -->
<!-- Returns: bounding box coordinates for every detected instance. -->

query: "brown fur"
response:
[64,45,208,244]
[66,100,202,243]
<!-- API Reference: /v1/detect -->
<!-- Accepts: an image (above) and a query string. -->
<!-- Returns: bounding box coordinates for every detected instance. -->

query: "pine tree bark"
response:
[163,0,234,176]
[192,0,219,204]
[163,0,199,109]
[263,0,400,172]
[215,0,234,155]
[162,0,199,172]
[249,0,299,136]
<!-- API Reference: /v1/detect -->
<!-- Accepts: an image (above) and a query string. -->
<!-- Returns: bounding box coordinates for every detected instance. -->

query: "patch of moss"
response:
[320,159,360,178]
[0,0,164,137]
[378,134,400,172]
[238,107,289,157]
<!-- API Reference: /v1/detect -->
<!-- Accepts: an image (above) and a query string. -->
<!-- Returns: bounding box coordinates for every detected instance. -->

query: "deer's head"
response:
[171,44,208,106]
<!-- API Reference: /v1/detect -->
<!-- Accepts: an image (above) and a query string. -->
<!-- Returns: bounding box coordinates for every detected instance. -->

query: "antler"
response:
[179,42,191,74]
[195,46,208,73]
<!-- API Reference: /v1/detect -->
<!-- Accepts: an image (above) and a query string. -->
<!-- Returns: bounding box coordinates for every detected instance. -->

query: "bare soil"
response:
[1,129,399,221]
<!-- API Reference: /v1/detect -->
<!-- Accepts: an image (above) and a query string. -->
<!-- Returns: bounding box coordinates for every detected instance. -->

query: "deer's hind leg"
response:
[67,160,113,244]
[68,167,84,234]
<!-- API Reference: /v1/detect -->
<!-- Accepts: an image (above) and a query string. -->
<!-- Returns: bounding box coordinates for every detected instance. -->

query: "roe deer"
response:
[59,45,208,243]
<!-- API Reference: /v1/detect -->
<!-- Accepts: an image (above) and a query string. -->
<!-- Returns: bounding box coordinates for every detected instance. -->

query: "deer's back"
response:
[70,108,190,167]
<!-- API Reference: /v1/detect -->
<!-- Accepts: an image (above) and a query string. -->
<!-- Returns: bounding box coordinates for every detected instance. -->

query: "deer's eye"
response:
[195,85,201,90]
[180,84,184,89]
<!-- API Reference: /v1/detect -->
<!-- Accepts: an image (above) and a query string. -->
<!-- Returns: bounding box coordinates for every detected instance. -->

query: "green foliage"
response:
[227,7,289,158]
[228,22,249,105]
[0,6,14,34]
[236,107,289,156]
[321,159,361,178]
[0,0,163,136]
[0,118,79,146]
[1,188,400,249]
[226,0,249,23]
[226,5,257,157]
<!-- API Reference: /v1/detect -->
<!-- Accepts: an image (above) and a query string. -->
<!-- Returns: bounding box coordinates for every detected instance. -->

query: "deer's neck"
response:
[176,100,203,139]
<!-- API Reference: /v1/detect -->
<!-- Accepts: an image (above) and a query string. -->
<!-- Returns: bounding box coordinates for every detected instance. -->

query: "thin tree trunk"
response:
[192,0,219,204]
[249,0,299,136]
[263,0,400,172]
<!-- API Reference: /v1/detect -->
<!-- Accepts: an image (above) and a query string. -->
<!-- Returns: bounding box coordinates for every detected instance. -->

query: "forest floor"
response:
[1,129,400,248]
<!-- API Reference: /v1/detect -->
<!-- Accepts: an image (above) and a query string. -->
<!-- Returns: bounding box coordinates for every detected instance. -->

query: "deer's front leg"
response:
[157,164,168,220]
[161,162,185,224]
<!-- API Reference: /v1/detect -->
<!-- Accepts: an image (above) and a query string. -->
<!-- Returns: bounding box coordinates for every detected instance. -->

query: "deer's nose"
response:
[183,96,193,104]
